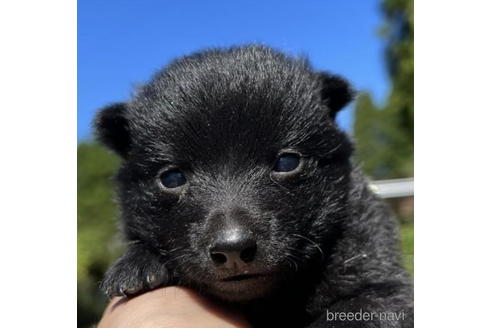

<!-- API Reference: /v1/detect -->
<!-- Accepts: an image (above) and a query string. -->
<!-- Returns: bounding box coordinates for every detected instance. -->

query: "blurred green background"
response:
[78,0,413,327]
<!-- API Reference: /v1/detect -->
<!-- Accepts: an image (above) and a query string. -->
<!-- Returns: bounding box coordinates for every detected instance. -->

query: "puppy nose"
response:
[209,229,257,268]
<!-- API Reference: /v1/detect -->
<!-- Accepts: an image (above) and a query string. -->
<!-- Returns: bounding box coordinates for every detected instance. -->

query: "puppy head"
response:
[95,45,354,302]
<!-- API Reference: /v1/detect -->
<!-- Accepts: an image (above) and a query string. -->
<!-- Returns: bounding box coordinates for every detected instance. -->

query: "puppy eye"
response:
[273,153,301,172]
[159,169,187,188]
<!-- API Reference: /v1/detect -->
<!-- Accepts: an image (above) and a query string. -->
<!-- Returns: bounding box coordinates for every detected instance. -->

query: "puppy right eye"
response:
[159,169,187,189]
[273,153,301,173]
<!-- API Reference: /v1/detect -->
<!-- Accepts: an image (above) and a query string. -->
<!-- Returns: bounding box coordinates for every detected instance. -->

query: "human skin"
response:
[98,286,251,328]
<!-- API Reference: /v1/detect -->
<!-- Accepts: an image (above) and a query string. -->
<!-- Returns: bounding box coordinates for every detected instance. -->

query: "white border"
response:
[0,0,76,326]
[416,1,492,326]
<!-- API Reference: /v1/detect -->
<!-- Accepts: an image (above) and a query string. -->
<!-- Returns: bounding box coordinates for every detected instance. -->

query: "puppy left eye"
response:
[159,169,187,189]
[273,153,301,173]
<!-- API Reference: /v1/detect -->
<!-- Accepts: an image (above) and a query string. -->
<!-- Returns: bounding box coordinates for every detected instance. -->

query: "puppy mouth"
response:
[206,272,278,301]
[220,273,264,282]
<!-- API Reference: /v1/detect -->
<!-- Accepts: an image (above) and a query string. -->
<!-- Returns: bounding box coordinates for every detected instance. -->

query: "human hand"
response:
[98,286,251,328]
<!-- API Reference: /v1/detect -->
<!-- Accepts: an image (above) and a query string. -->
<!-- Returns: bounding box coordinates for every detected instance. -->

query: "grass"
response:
[400,222,414,276]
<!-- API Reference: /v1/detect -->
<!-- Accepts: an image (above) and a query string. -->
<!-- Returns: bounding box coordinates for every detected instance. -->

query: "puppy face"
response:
[96,46,354,302]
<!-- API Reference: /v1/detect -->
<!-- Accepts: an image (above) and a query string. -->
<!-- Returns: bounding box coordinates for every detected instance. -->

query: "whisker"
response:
[343,253,368,265]
[292,233,325,261]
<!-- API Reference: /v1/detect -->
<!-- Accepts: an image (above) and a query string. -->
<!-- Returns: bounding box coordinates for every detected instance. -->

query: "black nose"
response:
[209,230,257,268]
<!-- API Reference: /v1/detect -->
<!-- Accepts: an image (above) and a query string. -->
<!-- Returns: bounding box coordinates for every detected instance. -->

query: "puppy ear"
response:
[93,102,131,158]
[317,72,355,120]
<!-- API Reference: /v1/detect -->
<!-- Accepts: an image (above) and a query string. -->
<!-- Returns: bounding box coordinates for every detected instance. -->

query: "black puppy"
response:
[95,45,413,327]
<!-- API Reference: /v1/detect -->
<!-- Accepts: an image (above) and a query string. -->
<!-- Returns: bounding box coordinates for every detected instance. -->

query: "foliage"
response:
[400,222,414,276]
[78,143,122,327]
[353,0,413,179]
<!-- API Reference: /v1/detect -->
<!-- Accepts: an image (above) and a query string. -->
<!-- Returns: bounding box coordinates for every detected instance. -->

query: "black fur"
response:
[95,45,413,327]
